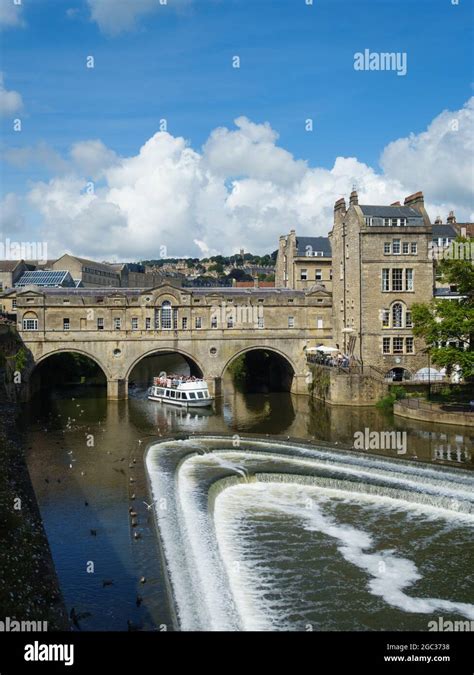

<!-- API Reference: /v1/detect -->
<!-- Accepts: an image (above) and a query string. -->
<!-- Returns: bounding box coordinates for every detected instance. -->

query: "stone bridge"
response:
[13,282,333,399]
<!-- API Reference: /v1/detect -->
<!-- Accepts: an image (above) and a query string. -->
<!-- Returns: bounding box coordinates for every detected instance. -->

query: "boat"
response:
[148,376,214,408]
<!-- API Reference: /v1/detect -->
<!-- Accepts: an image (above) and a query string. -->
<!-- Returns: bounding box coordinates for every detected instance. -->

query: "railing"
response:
[397,398,474,414]
[306,354,362,374]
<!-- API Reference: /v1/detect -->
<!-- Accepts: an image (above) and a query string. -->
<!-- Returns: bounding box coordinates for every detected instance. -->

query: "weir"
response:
[145,436,474,631]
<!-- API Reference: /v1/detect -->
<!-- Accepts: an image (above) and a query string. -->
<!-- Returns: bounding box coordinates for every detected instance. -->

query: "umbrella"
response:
[316,345,339,353]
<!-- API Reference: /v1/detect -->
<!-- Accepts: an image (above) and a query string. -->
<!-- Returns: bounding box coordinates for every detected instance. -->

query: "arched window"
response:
[392,302,403,328]
[22,311,38,331]
[161,301,172,329]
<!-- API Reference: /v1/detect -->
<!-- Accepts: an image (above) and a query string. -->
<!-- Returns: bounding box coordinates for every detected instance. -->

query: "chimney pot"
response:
[349,189,358,206]
[446,211,456,224]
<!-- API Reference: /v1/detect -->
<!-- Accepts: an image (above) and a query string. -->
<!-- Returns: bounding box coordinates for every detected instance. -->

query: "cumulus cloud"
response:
[0,72,23,116]
[3,98,471,259]
[381,97,474,209]
[0,0,24,29]
[87,0,191,36]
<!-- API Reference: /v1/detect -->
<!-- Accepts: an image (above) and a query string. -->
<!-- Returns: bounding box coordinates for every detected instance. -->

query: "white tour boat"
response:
[148,377,214,408]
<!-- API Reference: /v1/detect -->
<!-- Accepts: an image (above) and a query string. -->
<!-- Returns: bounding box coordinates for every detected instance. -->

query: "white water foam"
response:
[146,438,474,631]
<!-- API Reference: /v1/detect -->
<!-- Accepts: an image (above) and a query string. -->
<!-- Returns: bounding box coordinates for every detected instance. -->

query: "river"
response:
[22,354,473,631]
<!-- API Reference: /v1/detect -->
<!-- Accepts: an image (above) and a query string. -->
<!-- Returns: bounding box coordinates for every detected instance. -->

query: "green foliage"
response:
[227,354,247,383]
[14,347,28,373]
[411,248,474,379]
[376,386,407,410]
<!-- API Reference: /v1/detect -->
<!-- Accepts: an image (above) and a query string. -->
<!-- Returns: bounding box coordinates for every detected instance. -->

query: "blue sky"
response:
[0,0,473,258]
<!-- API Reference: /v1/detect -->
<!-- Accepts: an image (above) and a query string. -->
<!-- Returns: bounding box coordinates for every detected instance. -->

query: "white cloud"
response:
[7,97,472,260]
[381,97,474,208]
[70,139,119,177]
[87,0,191,36]
[0,72,23,116]
[0,0,24,29]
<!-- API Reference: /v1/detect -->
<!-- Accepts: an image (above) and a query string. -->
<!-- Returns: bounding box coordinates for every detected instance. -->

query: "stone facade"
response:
[275,230,332,292]
[329,190,434,379]
[10,283,333,399]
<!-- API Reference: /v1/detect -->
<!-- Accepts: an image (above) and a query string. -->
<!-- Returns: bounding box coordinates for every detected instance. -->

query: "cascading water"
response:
[145,435,474,631]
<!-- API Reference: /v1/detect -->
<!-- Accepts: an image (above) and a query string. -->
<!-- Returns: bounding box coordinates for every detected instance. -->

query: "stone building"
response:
[328,190,434,380]
[9,282,333,398]
[275,230,332,292]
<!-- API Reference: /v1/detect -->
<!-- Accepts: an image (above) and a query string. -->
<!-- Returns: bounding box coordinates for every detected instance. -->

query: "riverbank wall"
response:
[0,324,68,630]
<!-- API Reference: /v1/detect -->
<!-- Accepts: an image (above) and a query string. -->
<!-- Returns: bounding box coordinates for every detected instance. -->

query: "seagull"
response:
[143,500,157,511]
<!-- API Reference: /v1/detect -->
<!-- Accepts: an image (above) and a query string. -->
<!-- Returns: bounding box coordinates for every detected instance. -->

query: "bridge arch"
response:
[29,347,111,381]
[221,345,296,393]
[125,347,205,381]
[221,345,297,377]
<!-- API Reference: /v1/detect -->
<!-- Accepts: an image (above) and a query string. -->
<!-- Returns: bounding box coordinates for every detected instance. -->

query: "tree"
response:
[411,241,474,379]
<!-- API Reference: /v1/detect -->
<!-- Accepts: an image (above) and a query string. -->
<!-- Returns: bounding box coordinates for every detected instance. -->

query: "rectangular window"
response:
[23,319,38,331]
[288,316,295,328]
[382,337,390,354]
[63,318,70,331]
[114,317,121,330]
[211,316,218,329]
[384,242,391,254]
[392,269,403,291]
[393,337,404,354]
[258,316,264,329]
[131,317,138,330]
[400,218,407,226]
[382,269,390,291]
[382,309,390,327]
[402,242,409,254]
[145,317,151,330]
[315,269,322,281]
[12,299,17,309]
[317,317,323,329]
[300,269,308,281]
[406,337,414,353]
[195,316,202,329]
[391,218,398,227]
[411,242,418,254]
[392,239,401,254]
[405,269,413,291]
[97,318,104,330]
[181,317,188,329]
[384,218,390,227]
[405,311,412,328]
[227,316,233,329]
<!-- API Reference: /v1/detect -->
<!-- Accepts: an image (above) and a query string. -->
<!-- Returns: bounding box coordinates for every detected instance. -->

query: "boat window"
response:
[170,390,176,398]
[181,392,187,399]
[158,388,165,395]
[189,392,196,399]
[197,392,204,399]
[165,390,170,397]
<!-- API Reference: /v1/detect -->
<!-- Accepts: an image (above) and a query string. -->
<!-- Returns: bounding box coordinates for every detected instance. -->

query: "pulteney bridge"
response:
[13,282,333,399]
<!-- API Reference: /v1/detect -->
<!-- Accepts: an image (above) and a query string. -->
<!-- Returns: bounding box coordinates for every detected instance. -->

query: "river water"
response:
[23,355,473,631]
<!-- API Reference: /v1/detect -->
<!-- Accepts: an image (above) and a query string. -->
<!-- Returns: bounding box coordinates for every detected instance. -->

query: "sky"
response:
[0,0,473,260]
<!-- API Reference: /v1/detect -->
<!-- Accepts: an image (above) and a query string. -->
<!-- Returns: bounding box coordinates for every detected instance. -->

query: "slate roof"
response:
[295,236,331,257]
[360,205,423,219]
[432,224,457,238]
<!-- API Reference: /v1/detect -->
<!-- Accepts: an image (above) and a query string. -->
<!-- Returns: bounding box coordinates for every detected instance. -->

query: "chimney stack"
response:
[404,191,430,226]
[349,187,358,206]
[391,201,401,206]
[434,216,442,225]
[447,211,456,224]
[404,191,424,209]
